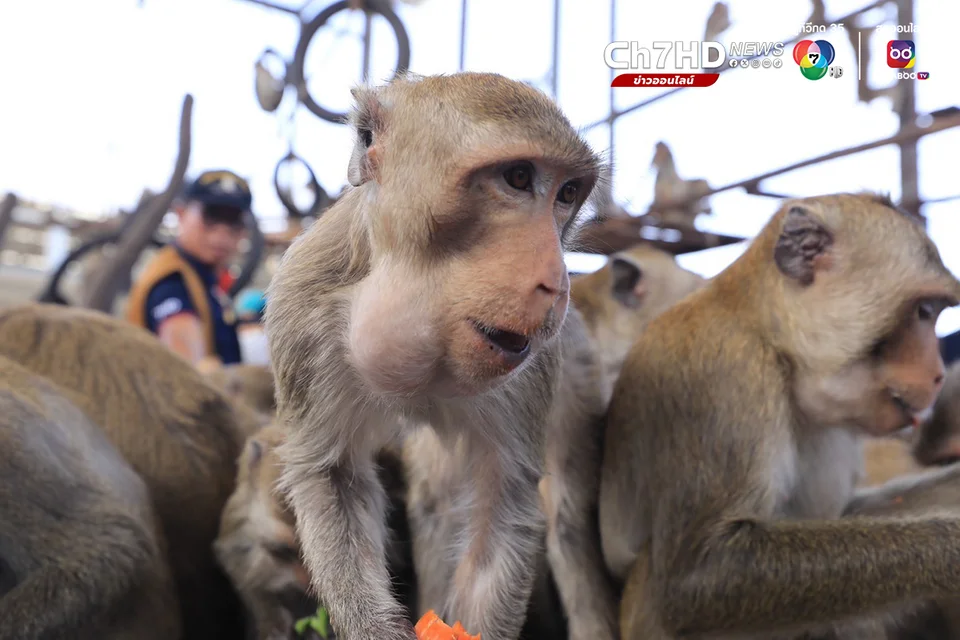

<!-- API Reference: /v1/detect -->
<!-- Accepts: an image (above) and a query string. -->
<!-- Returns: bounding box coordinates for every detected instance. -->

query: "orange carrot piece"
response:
[415,610,453,640]
[414,610,481,640]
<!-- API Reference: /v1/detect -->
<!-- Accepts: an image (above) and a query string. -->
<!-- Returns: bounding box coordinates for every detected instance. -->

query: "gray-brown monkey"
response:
[571,244,706,402]
[914,361,960,467]
[0,303,257,640]
[0,355,180,640]
[216,423,417,640]
[215,423,316,640]
[266,72,603,640]
[600,193,960,638]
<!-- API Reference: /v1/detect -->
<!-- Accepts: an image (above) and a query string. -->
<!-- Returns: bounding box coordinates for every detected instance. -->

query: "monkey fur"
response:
[205,363,278,417]
[266,72,604,640]
[600,193,960,639]
[0,355,180,640]
[0,303,259,640]
[571,244,706,403]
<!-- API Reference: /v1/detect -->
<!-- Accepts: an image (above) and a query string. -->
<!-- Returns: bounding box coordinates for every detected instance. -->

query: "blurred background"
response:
[0,0,957,330]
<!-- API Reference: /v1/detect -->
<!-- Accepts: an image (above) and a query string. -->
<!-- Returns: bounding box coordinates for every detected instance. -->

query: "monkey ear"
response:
[610,257,646,308]
[347,87,385,187]
[773,205,834,286]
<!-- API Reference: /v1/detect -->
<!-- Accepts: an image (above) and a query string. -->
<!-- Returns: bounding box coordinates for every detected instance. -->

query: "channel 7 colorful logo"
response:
[793,39,836,80]
[887,40,915,68]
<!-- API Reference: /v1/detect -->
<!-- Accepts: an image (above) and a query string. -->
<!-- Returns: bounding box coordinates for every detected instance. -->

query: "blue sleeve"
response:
[144,274,197,333]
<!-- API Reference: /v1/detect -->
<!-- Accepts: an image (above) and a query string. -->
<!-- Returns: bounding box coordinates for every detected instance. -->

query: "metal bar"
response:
[607,0,616,206]
[584,0,894,131]
[361,9,373,83]
[895,0,920,220]
[459,0,468,71]
[646,113,960,214]
[550,0,560,98]
[238,0,302,15]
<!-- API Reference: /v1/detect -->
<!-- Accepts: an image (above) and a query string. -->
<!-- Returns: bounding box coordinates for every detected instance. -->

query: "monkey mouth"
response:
[472,321,531,365]
[889,391,925,428]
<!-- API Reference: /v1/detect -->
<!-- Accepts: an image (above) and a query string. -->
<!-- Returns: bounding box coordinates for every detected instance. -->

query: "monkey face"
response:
[913,362,960,466]
[795,299,950,437]
[773,195,960,438]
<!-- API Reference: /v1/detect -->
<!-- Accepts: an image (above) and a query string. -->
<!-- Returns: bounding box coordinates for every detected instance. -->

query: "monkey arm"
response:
[444,436,546,640]
[544,418,619,640]
[648,421,960,638]
[281,444,414,640]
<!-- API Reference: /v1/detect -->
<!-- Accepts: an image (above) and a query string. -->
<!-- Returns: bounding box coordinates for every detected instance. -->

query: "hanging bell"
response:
[254,48,287,113]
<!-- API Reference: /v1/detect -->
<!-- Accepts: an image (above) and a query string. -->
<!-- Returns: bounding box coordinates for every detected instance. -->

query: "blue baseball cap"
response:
[182,169,253,212]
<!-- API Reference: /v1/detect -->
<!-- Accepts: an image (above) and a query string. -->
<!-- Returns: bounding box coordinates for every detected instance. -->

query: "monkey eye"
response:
[359,127,373,147]
[918,301,937,321]
[263,541,300,564]
[503,163,534,191]
[557,181,580,205]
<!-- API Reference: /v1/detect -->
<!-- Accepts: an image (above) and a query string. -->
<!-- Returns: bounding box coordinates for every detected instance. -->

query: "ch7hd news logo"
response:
[887,40,929,80]
[603,40,786,87]
[792,39,843,80]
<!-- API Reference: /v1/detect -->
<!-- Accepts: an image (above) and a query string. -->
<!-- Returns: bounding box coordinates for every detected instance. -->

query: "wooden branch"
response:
[81,95,193,312]
[573,214,745,256]
[0,193,17,252]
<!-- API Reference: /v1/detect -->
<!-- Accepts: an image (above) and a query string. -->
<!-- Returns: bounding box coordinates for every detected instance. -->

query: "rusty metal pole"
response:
[895,0,921,222]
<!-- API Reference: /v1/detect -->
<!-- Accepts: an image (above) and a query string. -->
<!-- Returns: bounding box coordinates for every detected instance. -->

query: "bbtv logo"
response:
[887,40,916,68]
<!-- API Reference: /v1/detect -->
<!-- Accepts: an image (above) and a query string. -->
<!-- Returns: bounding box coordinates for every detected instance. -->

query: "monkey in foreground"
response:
[571,244,706,402]
[0,303,257,640]
[0,355,180,640]
[205,363,278,417]
[266,72,604,640]
[600,193,960,638]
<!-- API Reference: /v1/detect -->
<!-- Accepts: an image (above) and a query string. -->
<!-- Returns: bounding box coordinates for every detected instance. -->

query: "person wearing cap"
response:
[126,169,251,370]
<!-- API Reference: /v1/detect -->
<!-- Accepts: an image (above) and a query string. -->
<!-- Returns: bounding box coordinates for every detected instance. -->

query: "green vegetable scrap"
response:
[294,605,330,638]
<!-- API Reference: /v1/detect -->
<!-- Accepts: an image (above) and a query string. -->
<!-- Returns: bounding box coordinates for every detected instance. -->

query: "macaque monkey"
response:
[600,193,960,638]
[266,72,604,640]
[0,355,180,639]
[205,363,278,417]
[571,244,706,402]
[703,2,732,42]
[649,141,712,229]
[217,424,417,640]
[0,303,255,640]
[215,423,316,640]
[913,361,960,467]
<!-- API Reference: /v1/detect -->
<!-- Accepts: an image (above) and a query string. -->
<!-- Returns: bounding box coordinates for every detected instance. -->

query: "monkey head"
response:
[571,244,705,386]
[343,73,603,398]
[743,193,960,437]
[214,425,316,632]
[913,361,960,466]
